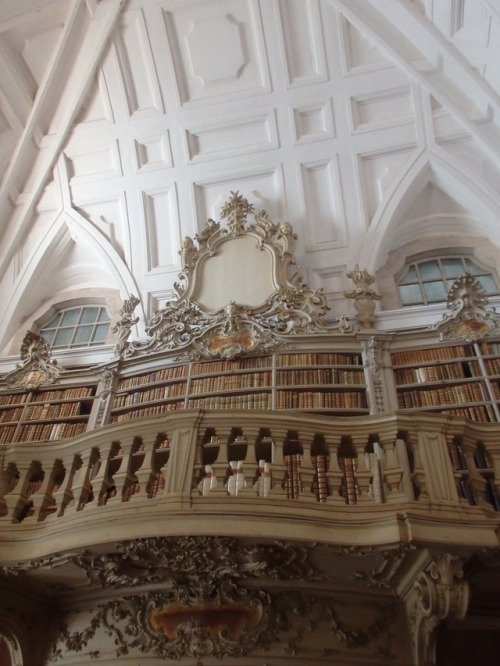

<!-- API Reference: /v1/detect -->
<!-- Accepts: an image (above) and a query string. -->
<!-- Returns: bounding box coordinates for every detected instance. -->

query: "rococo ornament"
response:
[434,272,500,342]
[4,331,61,390]
[116,192,352,360]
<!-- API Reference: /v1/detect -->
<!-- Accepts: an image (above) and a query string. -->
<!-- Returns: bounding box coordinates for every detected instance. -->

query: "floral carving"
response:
[111,294,140,356]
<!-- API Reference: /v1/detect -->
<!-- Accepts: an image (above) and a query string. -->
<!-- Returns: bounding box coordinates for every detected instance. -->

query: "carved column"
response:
[405,553,469,666]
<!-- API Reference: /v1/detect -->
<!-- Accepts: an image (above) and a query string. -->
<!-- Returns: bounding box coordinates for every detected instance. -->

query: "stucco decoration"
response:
[406,553,469,666]
[4,331,61,390]
[344,266,381,330]
[120,192,352,360]
[434,272,500,342]
[111,294,140,356]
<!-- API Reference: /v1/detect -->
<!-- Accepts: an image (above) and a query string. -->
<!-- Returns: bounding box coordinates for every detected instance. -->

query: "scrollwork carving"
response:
[4,331,61,390]
[122,192,351,360]
[434,272,500,342]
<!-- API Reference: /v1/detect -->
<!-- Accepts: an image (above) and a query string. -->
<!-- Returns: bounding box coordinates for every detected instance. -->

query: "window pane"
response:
[41,330,55,345]
[465,259,486,276]
[73,325,93,345]
[53,328,73,347]
[477,275,498,295]
[399,284,423,305]
[94,323,110,342]
[61,309,80,326]
[80,307,99,324]
[45,312,62,328]
[418,261,441,280]
[98,309,111,323]
[441,258,465,278]
[400,265,418,285]
[423,281,448,302]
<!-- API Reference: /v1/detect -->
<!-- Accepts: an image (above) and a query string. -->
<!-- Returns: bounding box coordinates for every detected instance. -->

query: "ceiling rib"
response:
[0,0,125,276]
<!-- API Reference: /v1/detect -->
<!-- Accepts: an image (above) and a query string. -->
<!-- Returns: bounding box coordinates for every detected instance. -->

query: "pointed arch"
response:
[0,208,141,354]
[359,148,500,274]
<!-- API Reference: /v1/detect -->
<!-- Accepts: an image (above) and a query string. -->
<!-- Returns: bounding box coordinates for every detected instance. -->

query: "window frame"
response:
[39,304,112,350]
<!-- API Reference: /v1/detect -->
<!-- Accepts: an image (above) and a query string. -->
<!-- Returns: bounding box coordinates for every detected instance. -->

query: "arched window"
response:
[40,305,111,349]
[398,256,499,307]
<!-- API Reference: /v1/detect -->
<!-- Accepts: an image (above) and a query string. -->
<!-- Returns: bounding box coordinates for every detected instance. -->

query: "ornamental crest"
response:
[434,273,500,342]
[4,331,61,389]
[120,192,352,360]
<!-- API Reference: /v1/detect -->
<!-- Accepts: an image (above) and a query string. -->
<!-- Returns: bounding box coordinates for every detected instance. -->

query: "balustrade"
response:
[1,411,499,551]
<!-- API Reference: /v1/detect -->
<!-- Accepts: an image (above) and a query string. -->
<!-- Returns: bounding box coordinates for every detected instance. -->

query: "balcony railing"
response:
[1,410,499,560]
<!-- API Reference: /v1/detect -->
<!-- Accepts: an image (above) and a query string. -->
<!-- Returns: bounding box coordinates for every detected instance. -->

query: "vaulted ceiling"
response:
[0,0,499,353]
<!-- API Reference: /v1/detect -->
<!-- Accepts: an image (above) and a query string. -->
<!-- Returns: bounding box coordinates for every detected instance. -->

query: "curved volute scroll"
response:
[119,192,353,360]
[405,552,469,666]
[4,331,61,390]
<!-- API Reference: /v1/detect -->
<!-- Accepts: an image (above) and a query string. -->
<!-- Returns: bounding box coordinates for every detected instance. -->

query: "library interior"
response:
[0,1,500,665]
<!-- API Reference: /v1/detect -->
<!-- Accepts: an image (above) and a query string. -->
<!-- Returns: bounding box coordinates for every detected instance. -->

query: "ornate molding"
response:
[406,553,469,666]
[119,192,352,360]
[4,331,61,390]
[434,272,500,342]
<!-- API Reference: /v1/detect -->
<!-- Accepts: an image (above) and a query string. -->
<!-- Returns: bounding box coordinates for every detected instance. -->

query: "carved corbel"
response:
[406,553,469,666]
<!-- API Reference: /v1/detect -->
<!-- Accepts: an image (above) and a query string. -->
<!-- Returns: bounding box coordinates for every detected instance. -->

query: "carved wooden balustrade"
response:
[1,410,499,560]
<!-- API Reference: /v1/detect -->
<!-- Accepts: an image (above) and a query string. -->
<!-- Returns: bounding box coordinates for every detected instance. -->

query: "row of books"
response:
[0,425,16,444]
[111,401,184,422]
[191,357,271,375]
[275,390,367,409]
[190,372,272,394]
[484,357,500,376]
[0,407,24,423]
[17,421,87,442]
[112,382,186,407]
[188,394,272,410]
[277,352,362,367]
[491,381,500,400]
[275,368,365,386]
[0,393,29,407]
[394,361,479,385]
[23,401,84,420]
[117,365,188,390]
[446,405,496,422]
[398,382,486,408]
[391,344,473,366]
[33,387,95,400]
[456,476,500,510]
[480,341,500,355]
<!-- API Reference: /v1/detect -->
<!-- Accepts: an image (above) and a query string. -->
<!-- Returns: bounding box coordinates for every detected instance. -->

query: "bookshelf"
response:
[109,351,368,417]
[0,385,96,445]
[390,341,500,422]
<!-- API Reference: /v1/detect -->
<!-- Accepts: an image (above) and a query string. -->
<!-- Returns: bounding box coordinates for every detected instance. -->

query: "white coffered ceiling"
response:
[0,0,499,353]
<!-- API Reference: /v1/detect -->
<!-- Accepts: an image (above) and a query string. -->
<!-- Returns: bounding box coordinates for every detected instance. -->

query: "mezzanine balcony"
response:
[1,410,499,561]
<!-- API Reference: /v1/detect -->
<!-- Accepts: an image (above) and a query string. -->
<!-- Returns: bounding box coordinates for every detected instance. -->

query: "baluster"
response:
[57,454,82,516]
[95,441,123,506]
[131,433,164,501]
[378,434,405,502]
[352,436,373,504]
[73,447,101,511]
[107,438,135,504]
[13,461,44,523]
[266,426,287,498]
[38,459,66,521]
[300,436,317,503]
[327,439,344,505]
[462,436,488,508]
[408,432,429,502]
[481,432,500,510]
[0,462,20,520]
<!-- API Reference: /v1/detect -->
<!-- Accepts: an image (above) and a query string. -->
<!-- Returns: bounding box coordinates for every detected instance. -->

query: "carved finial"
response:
[344,265,381,330]
[220,191,255,234]
[112,295,140,356]
[5,331,61,390]
[435,273,500,342]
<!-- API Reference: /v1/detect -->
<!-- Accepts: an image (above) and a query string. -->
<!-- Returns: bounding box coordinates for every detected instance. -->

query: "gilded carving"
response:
[435,272,500,342]
[4,331,61,390]
[120,192,351,360]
